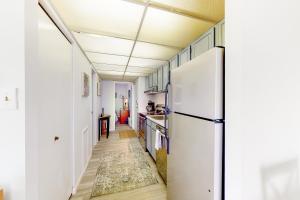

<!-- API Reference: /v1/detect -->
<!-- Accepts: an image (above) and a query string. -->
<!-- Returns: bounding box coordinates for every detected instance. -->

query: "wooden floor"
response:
[71,124,167,200]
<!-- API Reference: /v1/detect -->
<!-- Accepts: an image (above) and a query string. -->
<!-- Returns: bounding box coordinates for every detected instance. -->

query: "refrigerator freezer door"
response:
[171,47,224,120]
[168,113,223,200]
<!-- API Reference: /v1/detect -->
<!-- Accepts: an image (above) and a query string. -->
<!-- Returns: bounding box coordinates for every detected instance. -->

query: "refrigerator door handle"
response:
[164,81,171,154]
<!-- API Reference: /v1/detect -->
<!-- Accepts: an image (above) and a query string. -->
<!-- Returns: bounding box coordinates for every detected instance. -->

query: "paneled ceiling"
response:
[50,0,224,82]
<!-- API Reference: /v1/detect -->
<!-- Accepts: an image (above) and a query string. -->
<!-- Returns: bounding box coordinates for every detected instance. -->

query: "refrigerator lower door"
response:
[168,113,223,200]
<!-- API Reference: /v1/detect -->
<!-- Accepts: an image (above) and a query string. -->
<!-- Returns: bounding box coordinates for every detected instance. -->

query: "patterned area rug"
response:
[90,139,158,198]
[119,130,137,139]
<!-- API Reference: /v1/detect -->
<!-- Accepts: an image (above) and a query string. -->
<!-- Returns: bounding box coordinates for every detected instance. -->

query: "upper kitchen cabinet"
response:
[179,46,191,66]
[145,75,149,91]
[215,19,225,47]
[170,55,178,71]
[153,70,158,87]
[149,74,153,88]
[158,66,163,91]
[162,63,170,91]
[191,28,215,59]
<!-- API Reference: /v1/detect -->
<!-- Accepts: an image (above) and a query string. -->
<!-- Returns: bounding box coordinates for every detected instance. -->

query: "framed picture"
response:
[82,73,89,97]
[97,82,101,96]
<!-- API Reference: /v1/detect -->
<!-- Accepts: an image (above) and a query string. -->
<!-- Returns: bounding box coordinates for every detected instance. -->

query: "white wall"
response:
[0,1,33,200]
[101,81,116,131]
[226,0,300,199]
[136,77,148,113]
[72,46,93,190]
[131,83,137,130]
[149,93,165,105]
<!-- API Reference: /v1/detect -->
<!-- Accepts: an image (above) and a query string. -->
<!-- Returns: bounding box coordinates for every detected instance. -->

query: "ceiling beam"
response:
[122,0,217,23]
[123,1,150,79]
[92,62,158,69]
[73,29,182,50]
[85,50,167,61]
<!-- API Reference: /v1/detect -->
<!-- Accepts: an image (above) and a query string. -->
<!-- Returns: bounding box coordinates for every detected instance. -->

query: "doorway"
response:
[115,82,132,128]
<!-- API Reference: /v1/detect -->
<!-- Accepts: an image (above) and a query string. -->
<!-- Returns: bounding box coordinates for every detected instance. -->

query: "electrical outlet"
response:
[0,88,18,110]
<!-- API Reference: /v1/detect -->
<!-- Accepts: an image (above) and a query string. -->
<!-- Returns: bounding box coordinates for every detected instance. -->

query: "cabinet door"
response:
[170,55,178,71]
[215,19,225,47]
[149,74,153,88]
[191,28,215,59]
[153,70,158,87]
[147,125,152,152]
[158,66,163,91]
[163,63,170,91]
[179,46,191,66]
[145,76,149,91]
[151,128,157,161]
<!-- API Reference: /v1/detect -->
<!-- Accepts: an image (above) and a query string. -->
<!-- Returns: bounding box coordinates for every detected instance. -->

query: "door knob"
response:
[54,136,60,141]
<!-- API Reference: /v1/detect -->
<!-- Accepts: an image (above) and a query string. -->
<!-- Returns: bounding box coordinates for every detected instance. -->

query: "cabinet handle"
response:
[54,136,60,141]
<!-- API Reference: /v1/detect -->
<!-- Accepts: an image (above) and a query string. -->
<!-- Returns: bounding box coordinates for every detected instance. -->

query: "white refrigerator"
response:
[167,47,224,200]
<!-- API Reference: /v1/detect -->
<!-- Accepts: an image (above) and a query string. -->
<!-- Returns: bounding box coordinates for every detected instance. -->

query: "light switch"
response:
[0,88,18,110]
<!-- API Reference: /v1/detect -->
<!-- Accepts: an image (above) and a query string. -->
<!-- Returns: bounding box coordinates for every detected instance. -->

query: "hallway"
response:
[71,125,167,200]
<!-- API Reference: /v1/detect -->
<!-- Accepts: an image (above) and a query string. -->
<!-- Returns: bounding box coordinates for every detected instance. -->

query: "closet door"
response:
[38,7,73,200]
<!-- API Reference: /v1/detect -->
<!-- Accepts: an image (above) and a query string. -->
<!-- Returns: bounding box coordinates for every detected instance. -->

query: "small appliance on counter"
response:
[155,104,165,115]
[146,100,155,115]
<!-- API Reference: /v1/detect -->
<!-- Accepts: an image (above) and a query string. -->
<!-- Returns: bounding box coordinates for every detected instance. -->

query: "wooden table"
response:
[98,115,111,140]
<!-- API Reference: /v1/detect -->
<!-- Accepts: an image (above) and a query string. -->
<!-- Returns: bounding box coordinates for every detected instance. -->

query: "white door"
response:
[168,113,223,200]
[171,47,224,120]
[38,7,73,200]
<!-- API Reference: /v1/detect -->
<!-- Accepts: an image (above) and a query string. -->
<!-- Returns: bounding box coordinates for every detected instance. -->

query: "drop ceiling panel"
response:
[97,71,124,76]
[126,66,154,73]
[50,0,144,39]
[151,0,224,22]
[99,74,137,82]
[125,72,147,76]
[129,57,166,68]
[94,63,126,72]
[139,7,214,48]
[87,52,128,65]
[73,32,133,56]
[132,41,180,60]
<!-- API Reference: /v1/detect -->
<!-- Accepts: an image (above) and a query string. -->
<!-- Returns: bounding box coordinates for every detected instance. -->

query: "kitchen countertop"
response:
[146,115,167,128]
[139,112,168,128]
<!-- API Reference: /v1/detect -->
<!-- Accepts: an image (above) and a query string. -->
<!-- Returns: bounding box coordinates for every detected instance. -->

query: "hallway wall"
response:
[101,80,116,131]
[72,46,94,191]
[0,1,28,200]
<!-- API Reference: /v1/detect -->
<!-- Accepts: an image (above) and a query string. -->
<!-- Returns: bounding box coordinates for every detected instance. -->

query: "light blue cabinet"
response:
[179,46,191,66]
[158,66,163,91]
[151,128,156,160]
[146,123,151,152]
[215,19,225,47]
[170,55,178,70]
[153,70,158,87]
[191,28,215,59]
[145,76,149,91]
[162,63,169,91]
[149,74,153,88]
